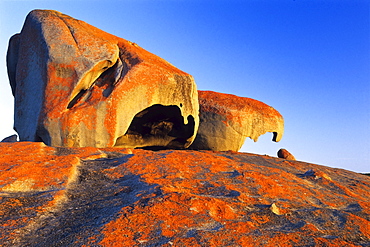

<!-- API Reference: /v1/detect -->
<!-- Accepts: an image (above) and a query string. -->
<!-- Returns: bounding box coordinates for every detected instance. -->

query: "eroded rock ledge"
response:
[7,9,287,152]
[190,91,284,151]
[1,142,369,246]
[7,9,199,149]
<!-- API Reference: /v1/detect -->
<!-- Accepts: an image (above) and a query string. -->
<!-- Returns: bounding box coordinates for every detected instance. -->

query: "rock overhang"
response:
[7,9,199,148]
[189,90,284,151]
[6,9,287,152]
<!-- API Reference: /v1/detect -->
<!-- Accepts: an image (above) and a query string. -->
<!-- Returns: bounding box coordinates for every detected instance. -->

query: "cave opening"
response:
[114,104,195,150]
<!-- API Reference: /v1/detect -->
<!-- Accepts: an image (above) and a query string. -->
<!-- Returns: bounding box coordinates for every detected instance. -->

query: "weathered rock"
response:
[190,90,284,151]
[7,10,199,148]
[278,148,296,160]
[1,142,369,246]
[1,134,17,142]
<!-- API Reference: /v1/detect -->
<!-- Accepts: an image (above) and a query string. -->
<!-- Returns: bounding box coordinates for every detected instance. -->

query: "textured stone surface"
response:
[278,148,296,160]
[7,10,198,148]
[190,90,284,151]
[1,142,369,246]
[1,134,17,142]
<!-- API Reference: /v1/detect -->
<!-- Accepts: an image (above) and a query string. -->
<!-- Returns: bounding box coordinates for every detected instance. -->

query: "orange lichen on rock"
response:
[1,142,369,246]
[7,9,198,149]
[0,142,72,191]
[189,90,284,151]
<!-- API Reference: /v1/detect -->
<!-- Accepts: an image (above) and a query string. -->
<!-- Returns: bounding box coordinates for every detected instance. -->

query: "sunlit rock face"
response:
[1,142,369,246]
[189,90,284,151]
[7,10,199,148]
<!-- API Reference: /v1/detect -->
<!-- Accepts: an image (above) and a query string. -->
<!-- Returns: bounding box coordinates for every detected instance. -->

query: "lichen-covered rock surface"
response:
[1,142,369,246]
[7,9,198,148]
[190,91,284,151]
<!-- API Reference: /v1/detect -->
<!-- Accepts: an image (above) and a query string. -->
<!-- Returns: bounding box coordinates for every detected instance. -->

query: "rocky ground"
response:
[0,142,369,246]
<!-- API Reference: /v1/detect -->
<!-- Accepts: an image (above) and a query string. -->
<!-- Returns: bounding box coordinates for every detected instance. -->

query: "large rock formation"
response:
[0,142,369,246]
[7,10,199,148]
[190,91,284,151]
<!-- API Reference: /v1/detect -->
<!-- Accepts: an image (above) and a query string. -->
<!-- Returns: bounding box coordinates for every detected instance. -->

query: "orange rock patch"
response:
[189,91,284,151]
[8,10,199,149]
[0,143,369,246]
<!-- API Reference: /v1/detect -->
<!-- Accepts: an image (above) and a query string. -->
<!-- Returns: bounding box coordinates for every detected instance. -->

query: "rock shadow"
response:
[14,154,162,247]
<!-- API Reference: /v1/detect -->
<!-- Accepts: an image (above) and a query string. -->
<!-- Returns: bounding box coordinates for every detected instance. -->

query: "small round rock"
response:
[277,148,296,160]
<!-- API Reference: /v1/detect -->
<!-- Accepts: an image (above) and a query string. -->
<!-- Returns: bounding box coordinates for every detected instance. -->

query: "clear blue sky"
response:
[0,0,369,173]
